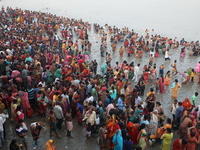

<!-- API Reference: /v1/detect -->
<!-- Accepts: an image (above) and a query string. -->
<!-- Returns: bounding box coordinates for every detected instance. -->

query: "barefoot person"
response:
[49,110,60,138]
[65,108,73,138]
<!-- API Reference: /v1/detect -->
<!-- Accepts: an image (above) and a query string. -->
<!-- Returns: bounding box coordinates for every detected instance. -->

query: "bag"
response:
[27,108,33,117]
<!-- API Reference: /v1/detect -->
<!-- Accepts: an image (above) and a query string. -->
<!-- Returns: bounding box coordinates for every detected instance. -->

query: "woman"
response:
[128,62,134,79]
[37,91,48,118]
[126,120,140,144]
[180,48,186,58]
[45,140,56,150]
[155,102,165,126]
[112,129,123,150]
[182,98,192,110]
[143,70,149,84]
[186,126,198,150]
[173,138,188,150]
[194,61,200,73]
[164,71,171,85]
[14,105,24,123]
[124,83,132,106]
[148,110,158,136]
[159,75,165,93]
[137,123,147,150]
[65,108,73,137]
[171,79,180,99]
[124,64,129,80]
[161,128,173,150]
[137,76,145,96]
[146,90,156,112]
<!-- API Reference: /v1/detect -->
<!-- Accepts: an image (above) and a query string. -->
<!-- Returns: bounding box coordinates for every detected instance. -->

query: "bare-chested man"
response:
[171,60,178,75]
[154,78,160,94]
[179,116,192,138]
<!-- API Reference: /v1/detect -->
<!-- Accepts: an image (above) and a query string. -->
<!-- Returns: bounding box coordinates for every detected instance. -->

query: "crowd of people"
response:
[0,6,200,150]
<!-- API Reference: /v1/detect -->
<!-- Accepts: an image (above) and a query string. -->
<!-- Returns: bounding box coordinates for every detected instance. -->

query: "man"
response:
[175,102,184,129]
[21,67,28,90]
[165,49,171,61]
[171,99,178,120]
[191,92,198,107]
[116,94,124,111]
[27,86,35,110]
[106,102,114,116]
[83,93,94,107]
[53,102,64,130]
[134,95,142,107]
[49,110,60,138]
[132,63,140,83]
[179,116,192,138]
[30,122,42,146]
[93,60,98,75]
[171,60,178,75]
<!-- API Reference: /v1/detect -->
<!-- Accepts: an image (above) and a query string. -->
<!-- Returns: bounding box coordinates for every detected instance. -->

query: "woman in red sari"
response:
[126,121,140,144]
[173,138,188,150]
[159,75,165,94]
[186,127,198,150]
[143,70,149,84]
[182,98,192,110]
[106,115,120,149]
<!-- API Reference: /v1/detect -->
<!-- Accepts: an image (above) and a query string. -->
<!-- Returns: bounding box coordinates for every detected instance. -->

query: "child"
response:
[123,135,133,150]
[98,123,107,149]
[77,109,82,126]
[86,123,91,139]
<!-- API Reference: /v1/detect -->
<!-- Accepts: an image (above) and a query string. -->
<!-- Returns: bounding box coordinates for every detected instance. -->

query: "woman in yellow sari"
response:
[45,140,56,150]
[171,79,180,99]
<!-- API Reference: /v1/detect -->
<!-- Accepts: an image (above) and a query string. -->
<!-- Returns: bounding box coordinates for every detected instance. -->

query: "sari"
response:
[112,129,123,150]
[127,122,140,144]
[159,77,165,93]
[182,98,192,110]
[186,133,197,150]
[45,140,55,150]
[137,129,147,149]
[171,82,180,98]
[164,74,170,85]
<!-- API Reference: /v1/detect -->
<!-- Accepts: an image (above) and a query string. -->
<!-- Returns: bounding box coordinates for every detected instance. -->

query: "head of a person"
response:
[166,128,172,134]
[10,139,17,146]
[175,79,178,83]
[167,118,172,124]
[139,123,146,131]
[178,102,182,106]
[195,92,199,96]
[156,102,161,106]
[127,135,131,141]
[174,99,178,104]
[36,124,42,131]
[150,88,154,92]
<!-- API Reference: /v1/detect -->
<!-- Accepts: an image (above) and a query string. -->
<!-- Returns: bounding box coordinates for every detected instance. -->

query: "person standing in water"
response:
[171,60,178,75]
[165,49,172,61]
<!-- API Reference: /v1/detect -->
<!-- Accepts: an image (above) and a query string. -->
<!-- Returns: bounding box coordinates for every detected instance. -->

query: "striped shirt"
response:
[28,88,35,100]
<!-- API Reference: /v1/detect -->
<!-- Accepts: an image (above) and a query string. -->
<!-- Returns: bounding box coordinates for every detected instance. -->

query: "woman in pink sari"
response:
[159,75,165,93]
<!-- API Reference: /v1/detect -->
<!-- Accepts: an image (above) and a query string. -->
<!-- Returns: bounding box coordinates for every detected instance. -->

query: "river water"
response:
[0,0,200,149]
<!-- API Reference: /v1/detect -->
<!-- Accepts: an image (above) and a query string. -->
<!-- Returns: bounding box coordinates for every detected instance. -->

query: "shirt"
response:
[171,104,178,114]
[134,66,139,75]
[135,96,142,105]
[117,98,123,110]
[175,106,184,119]
[54,105,64,119]
[123,140,133,150]
[192,95,197,105]
[106,104,114,116]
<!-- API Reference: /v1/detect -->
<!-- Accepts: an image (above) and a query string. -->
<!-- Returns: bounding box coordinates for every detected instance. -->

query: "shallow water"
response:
[0,0,200,150]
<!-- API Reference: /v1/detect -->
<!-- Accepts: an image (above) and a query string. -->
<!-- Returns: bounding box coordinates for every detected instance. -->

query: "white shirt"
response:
[150,51,155,57]
[84,96,94,103]
[165,51,169,58]
[135,96,142,105]
[134,66,139,75]
[171,104,178,114]
[54,105,64,119]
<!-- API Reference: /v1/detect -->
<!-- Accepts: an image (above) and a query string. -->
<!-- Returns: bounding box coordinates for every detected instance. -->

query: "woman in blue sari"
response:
[112,129,123,150]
